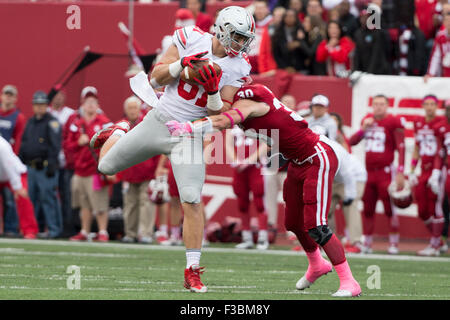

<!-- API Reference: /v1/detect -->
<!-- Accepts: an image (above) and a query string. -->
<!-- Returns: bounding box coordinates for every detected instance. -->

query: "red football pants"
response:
[414,170,438,221]
[232,165,265,213]
[0,173,38,235]
[283,141,338,251]
[362,167,398,235]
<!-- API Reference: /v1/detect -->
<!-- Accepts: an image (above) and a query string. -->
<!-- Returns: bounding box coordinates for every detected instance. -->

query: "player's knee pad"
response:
[179,186,201,204]
[308,225,333,246]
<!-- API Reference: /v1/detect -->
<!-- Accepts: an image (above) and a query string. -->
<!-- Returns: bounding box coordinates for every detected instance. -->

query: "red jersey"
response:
[233,84,319,162]
[434,119,450,168]
[356,114,404,170]
[65,114,112,177]
[414,115,444,171]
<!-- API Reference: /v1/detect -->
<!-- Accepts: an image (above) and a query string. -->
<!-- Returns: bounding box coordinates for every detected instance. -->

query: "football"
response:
[180,60,222,86]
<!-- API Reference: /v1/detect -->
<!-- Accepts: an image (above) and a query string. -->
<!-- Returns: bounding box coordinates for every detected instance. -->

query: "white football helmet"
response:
[214,6,256,57]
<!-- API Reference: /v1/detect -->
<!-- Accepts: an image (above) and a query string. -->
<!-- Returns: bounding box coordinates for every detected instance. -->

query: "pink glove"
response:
[165,120,192,136]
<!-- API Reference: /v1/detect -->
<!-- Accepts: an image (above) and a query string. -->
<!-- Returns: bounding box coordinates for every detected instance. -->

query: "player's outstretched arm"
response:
[165,99,269,136]
[150,44,208,88]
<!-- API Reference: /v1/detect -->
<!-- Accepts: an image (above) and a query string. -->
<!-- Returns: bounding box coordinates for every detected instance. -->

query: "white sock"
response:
[159,224,168,237]
[186,249,201,269]
[242,230,253,243]
[99,230,108,236]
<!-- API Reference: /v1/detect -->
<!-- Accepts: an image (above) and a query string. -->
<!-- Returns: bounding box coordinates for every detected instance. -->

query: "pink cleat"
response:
[296,259,333,290]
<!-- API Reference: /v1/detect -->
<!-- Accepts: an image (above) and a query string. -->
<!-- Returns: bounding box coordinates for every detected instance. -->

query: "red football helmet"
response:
[388,180,413,209]
[148,175,170,205]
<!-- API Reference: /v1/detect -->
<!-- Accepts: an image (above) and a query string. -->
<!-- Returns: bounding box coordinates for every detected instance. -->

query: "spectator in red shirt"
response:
[187,0,213,33]
[425,3,450,80]
[67,87,113,242]
[248,0,273,74]
[0,85,26,154]
[0,84,26,236]
[316,20,355,77]
[117,96,158,244]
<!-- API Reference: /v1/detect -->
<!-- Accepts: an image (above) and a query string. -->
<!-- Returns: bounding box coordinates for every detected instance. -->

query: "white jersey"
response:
[48,106,75,126]
[333,141,367,200]
[0,136,27,190]
[307,113,338,141]
[156,26,251,122]
[48,105,75,168]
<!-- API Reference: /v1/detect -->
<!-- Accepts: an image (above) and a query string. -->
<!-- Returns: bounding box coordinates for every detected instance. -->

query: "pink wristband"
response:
[411,159,418,168]
[233,108,245,122]
[397,165,404,173]
[223,112,234,127]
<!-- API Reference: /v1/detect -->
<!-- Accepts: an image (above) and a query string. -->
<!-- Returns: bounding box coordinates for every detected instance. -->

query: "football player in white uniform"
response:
[90,6,255,293]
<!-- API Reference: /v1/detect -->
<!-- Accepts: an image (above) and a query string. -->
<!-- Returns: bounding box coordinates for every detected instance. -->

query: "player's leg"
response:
[122,182,139,242]
[233,168,253,249]
[90,180,110,242]
[342,181,364,252]
[303,143,360,297]
[9,174,38,238]
[137,181,156,244]
[415,172,440,255]
[98,110,175,176]
[361,173,378,253]
[378,169,399,254]
[249,166,269,250]
[328,183,343,239]
[168,134,207,293]
[282,168,332,290]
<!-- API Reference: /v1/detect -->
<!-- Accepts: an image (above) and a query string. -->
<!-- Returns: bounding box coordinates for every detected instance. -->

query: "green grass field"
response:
[0,239,449,300]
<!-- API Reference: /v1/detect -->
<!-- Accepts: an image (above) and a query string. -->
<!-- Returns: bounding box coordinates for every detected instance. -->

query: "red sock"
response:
[322,234,346,266]
[241,212,250,230]
[431,218,444,239]
[258,212,268,230]
[363,215,375,235]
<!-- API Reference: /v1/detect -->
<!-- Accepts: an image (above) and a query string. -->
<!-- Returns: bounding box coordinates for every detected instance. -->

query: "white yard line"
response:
[0,285,449,299]
[0,238,449,263]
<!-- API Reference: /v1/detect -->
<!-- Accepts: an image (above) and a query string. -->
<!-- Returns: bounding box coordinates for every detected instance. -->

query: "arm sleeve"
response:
[0,148,23,191]
[394,124,406,170]
[433,128,445,170]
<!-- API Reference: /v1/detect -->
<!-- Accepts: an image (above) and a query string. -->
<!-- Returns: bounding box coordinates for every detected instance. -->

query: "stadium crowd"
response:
[1,0,450,257]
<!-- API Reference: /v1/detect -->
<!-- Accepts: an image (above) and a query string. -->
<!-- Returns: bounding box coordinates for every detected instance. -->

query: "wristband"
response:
[150,77,162,89]
[223,112,235,127]
[207,91,224,111]
[357,129,365,138]
[233,108,245,122]
[411,158,418,168]
[190,117,213,134]
[397,165,404,174]
[168,59,183,78]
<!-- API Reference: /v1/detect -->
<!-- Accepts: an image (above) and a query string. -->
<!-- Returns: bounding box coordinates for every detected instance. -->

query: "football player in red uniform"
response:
[429,99,450,254]
[349,95,406,255]
[410,95,446,256]
[165,84,361,297]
